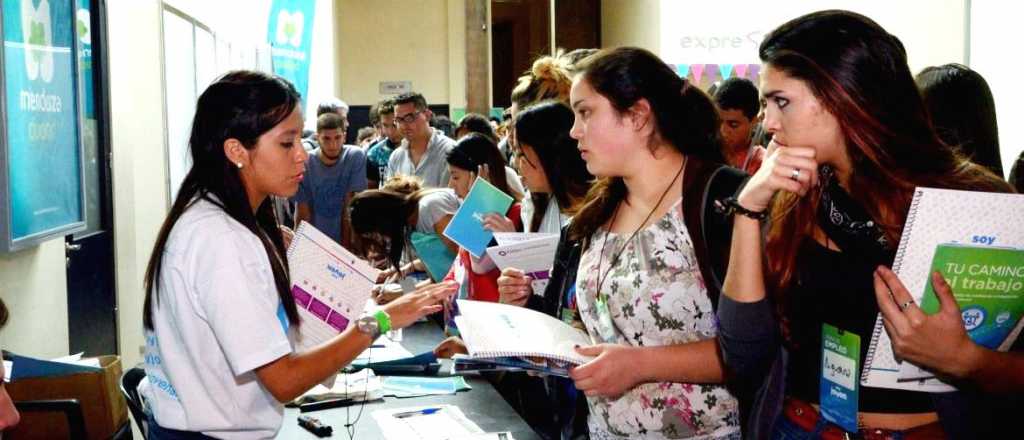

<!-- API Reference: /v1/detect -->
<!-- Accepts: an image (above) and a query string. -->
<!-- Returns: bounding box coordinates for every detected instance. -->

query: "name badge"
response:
[819,323,860,433]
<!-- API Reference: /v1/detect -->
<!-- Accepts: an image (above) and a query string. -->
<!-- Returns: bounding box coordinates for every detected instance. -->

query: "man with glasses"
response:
[384,92,455,188]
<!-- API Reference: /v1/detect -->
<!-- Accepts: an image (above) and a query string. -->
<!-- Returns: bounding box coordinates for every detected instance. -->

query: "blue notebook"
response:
[442,177,514,258]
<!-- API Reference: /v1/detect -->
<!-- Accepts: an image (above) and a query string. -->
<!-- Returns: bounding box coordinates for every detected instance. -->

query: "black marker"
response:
[297,414,332,437]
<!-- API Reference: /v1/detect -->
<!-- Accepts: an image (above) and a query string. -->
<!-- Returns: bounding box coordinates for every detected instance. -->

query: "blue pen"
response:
[392,407,442,418]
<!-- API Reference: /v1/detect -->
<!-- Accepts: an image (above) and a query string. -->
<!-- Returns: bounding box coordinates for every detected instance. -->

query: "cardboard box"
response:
[6,355,128,440]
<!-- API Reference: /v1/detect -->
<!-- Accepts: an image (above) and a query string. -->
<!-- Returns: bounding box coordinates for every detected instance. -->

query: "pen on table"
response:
[370,344,385,348]
[392,407,442,418]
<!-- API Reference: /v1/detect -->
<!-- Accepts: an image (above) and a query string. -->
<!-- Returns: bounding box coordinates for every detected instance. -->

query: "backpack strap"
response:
[682,158,748,311]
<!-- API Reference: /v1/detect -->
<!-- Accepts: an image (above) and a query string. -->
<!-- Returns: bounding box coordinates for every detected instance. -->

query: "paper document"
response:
[487,234,560,296]
[373,404,484,440]
[287,221,378,351]
[454,300,594,367]
[443,177,514,258]
[292,369,383,405]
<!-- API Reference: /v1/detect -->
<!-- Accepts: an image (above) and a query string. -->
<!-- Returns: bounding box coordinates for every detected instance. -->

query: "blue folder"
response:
[442,177,514,258]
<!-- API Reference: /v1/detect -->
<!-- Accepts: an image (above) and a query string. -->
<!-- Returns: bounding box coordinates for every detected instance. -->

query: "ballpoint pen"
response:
[392,407,442,418]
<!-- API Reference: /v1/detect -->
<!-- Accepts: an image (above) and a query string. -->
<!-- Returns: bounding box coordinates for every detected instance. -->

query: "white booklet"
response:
[454,299,594,368]
[861,187,1024,392]
[487,234,560,296]
[286,221,379,351]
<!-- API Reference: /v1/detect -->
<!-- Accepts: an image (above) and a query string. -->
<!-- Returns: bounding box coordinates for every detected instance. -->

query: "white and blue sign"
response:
[2,0,83,247]
[267,0,315,102]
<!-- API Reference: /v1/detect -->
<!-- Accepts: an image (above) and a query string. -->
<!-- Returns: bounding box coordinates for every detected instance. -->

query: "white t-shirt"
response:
[142,197,293,439]
[415,189,460,233]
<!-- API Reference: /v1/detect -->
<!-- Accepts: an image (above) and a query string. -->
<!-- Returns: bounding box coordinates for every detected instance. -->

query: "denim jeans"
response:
[771,413,912,440]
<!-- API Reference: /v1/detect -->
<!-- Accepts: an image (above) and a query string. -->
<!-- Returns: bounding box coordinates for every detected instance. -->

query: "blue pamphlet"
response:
[443,177,514,258]
[410,232,457,282]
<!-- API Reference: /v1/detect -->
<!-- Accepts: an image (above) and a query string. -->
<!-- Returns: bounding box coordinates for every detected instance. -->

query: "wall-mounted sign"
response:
[379,80,412,95]
[267,0,315,102]
[1,0,85,252]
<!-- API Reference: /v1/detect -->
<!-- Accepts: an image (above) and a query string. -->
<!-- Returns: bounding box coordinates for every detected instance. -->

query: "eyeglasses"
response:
[393,110,423,125]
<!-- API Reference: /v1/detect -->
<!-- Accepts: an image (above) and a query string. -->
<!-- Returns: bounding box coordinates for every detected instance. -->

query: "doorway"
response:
[66,0,117,357]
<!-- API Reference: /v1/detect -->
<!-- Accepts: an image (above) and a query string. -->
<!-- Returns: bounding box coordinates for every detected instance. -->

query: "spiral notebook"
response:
[861,187,1024,392]
[453,299,595,372]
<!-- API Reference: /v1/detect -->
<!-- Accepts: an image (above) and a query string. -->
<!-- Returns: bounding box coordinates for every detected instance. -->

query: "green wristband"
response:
[374,310,392,334]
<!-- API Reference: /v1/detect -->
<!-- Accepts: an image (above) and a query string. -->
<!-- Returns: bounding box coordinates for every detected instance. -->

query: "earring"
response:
[236,162,243,169]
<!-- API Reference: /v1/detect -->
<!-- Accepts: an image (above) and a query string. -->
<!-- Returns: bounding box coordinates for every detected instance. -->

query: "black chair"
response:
[121,366,148,438]
[12,399,87,439]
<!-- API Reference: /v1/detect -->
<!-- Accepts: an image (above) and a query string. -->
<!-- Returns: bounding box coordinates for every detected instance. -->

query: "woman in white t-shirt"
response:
[141,71,455,440]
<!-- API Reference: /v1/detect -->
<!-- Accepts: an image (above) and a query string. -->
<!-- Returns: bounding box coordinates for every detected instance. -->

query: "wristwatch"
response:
[356,310,392,339]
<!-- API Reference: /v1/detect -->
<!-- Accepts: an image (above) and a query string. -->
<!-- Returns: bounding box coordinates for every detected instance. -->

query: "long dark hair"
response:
[760,10,1010,294]
[446,133,522,200]
[917,63,1003,177]
[514,101,593,231]
[568,47,724,240]
[143,71,302,330]
[348,189,438,271]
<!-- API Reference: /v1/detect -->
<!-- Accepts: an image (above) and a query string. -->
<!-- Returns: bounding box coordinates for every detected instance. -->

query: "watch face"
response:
[357,316,379,336]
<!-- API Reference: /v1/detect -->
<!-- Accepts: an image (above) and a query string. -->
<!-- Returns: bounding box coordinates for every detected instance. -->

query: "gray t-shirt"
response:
[291,147,368,243]
[415,189,460,233]
[386,128,456,188]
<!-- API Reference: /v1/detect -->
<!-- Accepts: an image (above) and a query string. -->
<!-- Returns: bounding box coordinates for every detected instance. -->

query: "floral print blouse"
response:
[575,198,741,439]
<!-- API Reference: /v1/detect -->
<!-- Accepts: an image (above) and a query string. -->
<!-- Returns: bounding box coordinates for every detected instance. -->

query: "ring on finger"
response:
[898,300,915,311]
[789,168,801,181]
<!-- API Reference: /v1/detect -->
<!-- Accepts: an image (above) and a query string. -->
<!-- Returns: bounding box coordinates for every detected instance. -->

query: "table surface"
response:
[275,320,542,439]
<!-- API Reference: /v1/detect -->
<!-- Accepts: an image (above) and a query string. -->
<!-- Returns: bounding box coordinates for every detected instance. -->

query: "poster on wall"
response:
[1,0,85,252]
[267,0,315,102]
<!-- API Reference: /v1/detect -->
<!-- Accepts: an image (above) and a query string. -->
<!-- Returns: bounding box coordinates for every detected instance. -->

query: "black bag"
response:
[681,158,749,311]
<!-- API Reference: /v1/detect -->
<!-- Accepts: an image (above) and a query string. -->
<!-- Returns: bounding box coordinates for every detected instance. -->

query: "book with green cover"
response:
[919,243,1024,349]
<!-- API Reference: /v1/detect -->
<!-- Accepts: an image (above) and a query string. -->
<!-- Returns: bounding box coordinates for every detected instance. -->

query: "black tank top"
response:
[783,239,933,413]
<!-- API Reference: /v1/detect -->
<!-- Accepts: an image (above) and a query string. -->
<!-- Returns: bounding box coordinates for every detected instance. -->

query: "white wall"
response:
[0,241,69,358]
[658,0,966,74]
[601,0,660,51]
[970,2,1024,178]
[108,0,171,369]
[335,0,466,107]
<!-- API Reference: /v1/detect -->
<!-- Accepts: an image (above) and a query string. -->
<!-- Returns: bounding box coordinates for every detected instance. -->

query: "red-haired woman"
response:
[718,10,1019,440]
